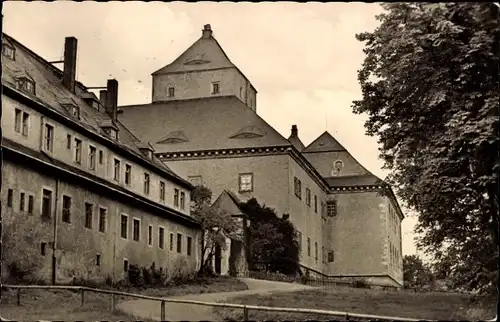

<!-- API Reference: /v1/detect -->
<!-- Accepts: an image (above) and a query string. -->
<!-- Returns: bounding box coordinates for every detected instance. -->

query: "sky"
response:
[3,1,422,257]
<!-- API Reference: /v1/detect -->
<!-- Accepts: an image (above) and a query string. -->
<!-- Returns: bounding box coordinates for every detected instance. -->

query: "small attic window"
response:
[17,77,36,95]
[140,149,154,159]
[2,43,15,60]
[59,98,80,119]
[103,127,118,140]
[211,82,220,94]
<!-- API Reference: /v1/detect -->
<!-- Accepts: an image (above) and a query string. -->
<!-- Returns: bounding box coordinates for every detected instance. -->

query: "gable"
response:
[152,36,234,75]
[118,96,291,153]
[211,190,245,217]
[303,131,346,153]
[157,130,189,144]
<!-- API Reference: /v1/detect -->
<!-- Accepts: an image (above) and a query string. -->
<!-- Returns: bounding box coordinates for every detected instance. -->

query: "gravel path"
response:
[117,278,314,321]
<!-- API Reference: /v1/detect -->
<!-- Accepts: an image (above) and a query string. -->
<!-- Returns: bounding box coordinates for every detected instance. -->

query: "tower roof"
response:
[303,131,346,153]
[152,24,235,75]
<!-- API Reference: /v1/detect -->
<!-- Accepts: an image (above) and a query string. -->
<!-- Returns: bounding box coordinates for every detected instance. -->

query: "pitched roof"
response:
[325,174,384,187]
[152,32,234,75]
[1,33,189,187]
[118,96,292,153]
[303,131,346,153]
[211,190,245,218]
[288,135,306,152]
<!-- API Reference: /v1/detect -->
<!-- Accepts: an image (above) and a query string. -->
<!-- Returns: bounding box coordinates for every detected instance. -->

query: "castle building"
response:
[118,24,405,287]
[1,34,201,284]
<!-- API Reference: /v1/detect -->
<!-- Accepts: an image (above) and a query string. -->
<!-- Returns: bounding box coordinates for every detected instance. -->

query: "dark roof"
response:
[2,138,199,227]
[1,33,191,189]
[325,174,384,187]
[211,190,245,218]
[288,135,306,152]
[303,131,347,153]
[118,96,292,153]
[151,31,256,92]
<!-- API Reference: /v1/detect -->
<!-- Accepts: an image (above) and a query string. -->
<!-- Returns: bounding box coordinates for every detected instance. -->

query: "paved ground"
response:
[117,278,314,321]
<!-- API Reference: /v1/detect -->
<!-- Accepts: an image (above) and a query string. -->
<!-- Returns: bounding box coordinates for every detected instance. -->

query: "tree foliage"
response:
[403,254,434,289]
[190,185,240,275]
[239,198,300,275]
[354,3,499,295]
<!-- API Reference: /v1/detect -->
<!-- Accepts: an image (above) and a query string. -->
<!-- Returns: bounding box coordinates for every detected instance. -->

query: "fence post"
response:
[16,289,20,306]
[243,305,249,321]
[160,300,166,321]
[111,293,116,313]
[80,288,85,307]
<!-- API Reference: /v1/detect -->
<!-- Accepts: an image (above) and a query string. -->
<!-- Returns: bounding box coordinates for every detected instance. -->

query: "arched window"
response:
[331,160,344,176]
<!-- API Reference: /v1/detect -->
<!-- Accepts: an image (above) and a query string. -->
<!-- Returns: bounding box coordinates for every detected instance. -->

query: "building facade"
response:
[1,34,201,284]
[118,24,405,287]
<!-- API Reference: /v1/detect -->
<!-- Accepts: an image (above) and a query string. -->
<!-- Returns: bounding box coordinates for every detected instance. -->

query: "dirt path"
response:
[117,278,314,321]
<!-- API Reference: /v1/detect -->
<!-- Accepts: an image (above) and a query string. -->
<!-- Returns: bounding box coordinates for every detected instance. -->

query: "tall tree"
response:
[403,254,434,289]
[240,198,300,275]
[190,185,239,275]
[353,3,499,295]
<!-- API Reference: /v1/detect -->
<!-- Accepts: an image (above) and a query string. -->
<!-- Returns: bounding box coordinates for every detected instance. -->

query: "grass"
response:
[0,276,248,322]
[213,285,497,321]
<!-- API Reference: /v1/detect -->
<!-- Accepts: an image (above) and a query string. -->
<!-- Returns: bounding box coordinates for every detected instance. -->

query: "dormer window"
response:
[211,82,220,94]
[16,77,36,95]
[168,87,175,97]
[2,43,15,60]
[103,127,118,140]
[59,98,80,120]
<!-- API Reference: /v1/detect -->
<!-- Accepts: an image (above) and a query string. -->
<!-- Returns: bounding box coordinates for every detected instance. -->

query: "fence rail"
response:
[1,284,429,322]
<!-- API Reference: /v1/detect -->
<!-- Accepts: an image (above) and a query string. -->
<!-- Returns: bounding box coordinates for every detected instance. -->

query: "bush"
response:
[353,279,369,288]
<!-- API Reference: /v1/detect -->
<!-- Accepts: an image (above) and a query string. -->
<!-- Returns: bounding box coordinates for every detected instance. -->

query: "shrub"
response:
[353,279,369,288]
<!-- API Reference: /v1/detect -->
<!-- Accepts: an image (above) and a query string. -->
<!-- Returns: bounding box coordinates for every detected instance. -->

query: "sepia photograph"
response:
[0,2,498,321]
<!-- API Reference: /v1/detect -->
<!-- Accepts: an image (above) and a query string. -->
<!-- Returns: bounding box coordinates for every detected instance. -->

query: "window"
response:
[306,188,311,207]
[66,134,72,149]
[14,109,21,133]
[28,195,34,214]
[85,203,93,229]
[123,259,129,272]
[188,176,202,187]
[144,173,150,195]
[328,251,334,263]
[168,87,175,97]
[74,138,82,164]
[99,208,107,232]
[18,77,35,94]
[7,189,13,207]
[71,105,80,118]
[120,215,128,239]
[177,233,182,253]
[239,86,243,98]
[133,218,140,242]
[99,150,104,164]
[41,242,47,256]
[148,225,153,246]
[174,189,179,207]
[19,192,25,211]
[239,173,253,192]
[42,189,52,219]
[187,237,192,256]
[22,112,29,136]
[307,237,311,256]
[159,227,165,249]
[314,195,317,213]
[2,43,15,60]
[180,192,185,210]
[125,164,132,185]
[159,181,166,201]
[96,254,101,266]
[89,146,96,170]
[114,159,120,181]
[44,124,54,152]
[315,242,318,262]
[62,195,72,223]
[170,233,174,251]
[211,82,220,94]
[294,177,301,199]
[326,200,337,217]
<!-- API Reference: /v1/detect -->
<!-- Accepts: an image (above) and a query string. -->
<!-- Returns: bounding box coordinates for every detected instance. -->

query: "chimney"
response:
[63,37,78,93]
[99,90,107,107]
[291,125,298,137]
[105,79,118,121]
[202,24,213,39]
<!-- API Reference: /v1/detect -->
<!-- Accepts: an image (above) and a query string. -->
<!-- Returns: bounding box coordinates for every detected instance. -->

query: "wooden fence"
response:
[1,284,429,322]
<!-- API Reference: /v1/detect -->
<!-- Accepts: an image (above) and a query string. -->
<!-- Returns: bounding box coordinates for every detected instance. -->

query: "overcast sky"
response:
[3,1,422,257]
